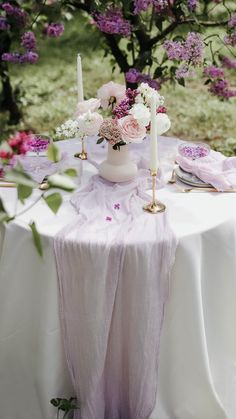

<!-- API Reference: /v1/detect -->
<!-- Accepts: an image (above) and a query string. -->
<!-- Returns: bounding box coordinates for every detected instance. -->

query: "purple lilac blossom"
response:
[113,88,138,119]
[187,0,197,11]
[164,32,204,66]
[221,56,236,69]
[45,22,64,37]
[2,51,39,64]
[175,64,192,79]
[224,32,236,46]
[0,16,9,30]
[125,68,141,83]
[2,3,27,26]
[21,31,36,51]
[228,13,236,28]
[204,65,225,78]
[94,8,132,37]
[209,79,236,99]
[133,0,168,14]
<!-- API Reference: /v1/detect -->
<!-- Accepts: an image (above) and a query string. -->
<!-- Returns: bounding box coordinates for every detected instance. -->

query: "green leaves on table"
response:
[29,221,43,258]
[44,192,62,214]
[47,142,61,163]
[47,173,76,191]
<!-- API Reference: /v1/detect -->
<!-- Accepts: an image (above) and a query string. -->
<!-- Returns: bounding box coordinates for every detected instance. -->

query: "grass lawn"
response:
[0,13,236,147]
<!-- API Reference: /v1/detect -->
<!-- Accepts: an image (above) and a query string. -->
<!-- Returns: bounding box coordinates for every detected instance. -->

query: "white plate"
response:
[175,166,212,188]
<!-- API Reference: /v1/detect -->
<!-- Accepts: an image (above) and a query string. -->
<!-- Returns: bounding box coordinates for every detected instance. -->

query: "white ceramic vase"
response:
[99,143,137,183]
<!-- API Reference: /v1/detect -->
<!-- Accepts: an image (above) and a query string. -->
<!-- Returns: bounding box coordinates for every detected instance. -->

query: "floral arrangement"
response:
[56,81,171,150]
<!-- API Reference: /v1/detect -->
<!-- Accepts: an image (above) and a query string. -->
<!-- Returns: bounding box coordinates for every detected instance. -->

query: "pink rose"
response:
[75,98,101,116]
[97,81,126,109]
[118,115,146,144]
[77,111,104,136]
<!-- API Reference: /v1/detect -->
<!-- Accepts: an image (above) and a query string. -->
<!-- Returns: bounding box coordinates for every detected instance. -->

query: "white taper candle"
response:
[150,95,158,172]
[77,54,84,102]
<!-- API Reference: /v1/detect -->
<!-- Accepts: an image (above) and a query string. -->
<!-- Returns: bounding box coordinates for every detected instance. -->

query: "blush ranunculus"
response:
[118,115,146,144]
[97,81,126,109]
[75,98,101,116]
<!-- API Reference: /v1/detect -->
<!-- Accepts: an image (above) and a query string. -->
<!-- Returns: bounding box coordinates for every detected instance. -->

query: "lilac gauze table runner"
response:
[54,139,178,419]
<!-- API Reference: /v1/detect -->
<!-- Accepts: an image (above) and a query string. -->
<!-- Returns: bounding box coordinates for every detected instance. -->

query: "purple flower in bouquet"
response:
[204,66,225,79]
[0,16,9,30]
[113,88,138,119]
[221,56,236,69]
[94,8,132,37]
[21,31,37,51]
[45,22,64,37]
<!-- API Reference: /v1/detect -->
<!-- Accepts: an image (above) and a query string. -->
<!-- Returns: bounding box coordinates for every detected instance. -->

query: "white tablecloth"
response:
[1,139,236,419]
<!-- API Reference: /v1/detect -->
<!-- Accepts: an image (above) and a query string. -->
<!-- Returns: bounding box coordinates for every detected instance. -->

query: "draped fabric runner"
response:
[54,141,178,419]
[177,150,236,191]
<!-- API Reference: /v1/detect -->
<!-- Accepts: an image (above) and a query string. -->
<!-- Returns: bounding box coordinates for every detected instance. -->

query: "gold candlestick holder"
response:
[74,137,87,160]
[143,170,166,214]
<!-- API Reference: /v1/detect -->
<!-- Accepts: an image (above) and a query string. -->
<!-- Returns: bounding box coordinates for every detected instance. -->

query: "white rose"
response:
[129,103,151,127]
[156,113,171,135]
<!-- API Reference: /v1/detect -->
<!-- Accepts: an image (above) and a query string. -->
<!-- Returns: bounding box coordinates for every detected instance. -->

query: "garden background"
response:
[0,3,236,155]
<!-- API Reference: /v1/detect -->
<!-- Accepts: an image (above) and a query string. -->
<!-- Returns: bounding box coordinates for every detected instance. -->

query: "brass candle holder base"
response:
[74,151,87,160]
[143,170,166,214]
[143,200,166,214]
[74,137,87,160]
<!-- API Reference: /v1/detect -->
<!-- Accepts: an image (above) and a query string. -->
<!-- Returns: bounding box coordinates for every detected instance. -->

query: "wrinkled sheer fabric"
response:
[177,151,236,191]
[54,143,178,419]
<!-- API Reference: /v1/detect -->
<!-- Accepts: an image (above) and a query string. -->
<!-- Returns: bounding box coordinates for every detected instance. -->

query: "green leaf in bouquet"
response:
[97,137,104,144]
[47,174,76,192]
[44,193,62,214]
[17,184,33,204]
[47,143,61,163]
[29,221,43,257]
[64,168,77,177]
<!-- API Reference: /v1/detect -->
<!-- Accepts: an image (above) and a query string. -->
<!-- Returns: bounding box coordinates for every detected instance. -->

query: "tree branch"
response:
[149,19,228,47]
[103,34,130,73]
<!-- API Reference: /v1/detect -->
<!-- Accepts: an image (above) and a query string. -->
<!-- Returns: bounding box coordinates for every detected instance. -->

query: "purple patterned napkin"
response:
[177,150,236,191]
[54,143,178,419]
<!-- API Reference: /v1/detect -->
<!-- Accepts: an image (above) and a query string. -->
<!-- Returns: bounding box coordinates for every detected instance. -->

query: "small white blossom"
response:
[129,103,151,127]
[136,82,164,107]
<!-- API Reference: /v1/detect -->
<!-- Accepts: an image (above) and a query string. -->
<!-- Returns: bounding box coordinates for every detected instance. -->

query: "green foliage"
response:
[29,221,43,257]
[44,192,62,214]
[47,173,76,191]
[50,397,79,418]
[47,142,62,163]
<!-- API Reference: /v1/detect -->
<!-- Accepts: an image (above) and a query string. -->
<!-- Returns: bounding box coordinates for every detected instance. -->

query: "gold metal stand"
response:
[74,137,87,160]
[143,171,166,214]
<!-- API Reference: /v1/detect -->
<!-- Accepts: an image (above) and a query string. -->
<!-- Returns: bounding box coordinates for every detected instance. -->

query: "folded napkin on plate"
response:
[177,150,236,191]
[54,167,178,419]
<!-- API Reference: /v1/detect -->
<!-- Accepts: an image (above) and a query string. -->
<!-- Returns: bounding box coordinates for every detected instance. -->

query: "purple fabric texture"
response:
[54,141,178,419]
[177,150,236,191]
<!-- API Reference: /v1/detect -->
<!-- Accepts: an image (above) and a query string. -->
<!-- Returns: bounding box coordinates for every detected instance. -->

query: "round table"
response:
[0,138,236,419]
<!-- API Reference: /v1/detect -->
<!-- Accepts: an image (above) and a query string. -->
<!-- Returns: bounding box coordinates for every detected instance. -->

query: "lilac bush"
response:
[66,0,236,100]
[0,0,65,124]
